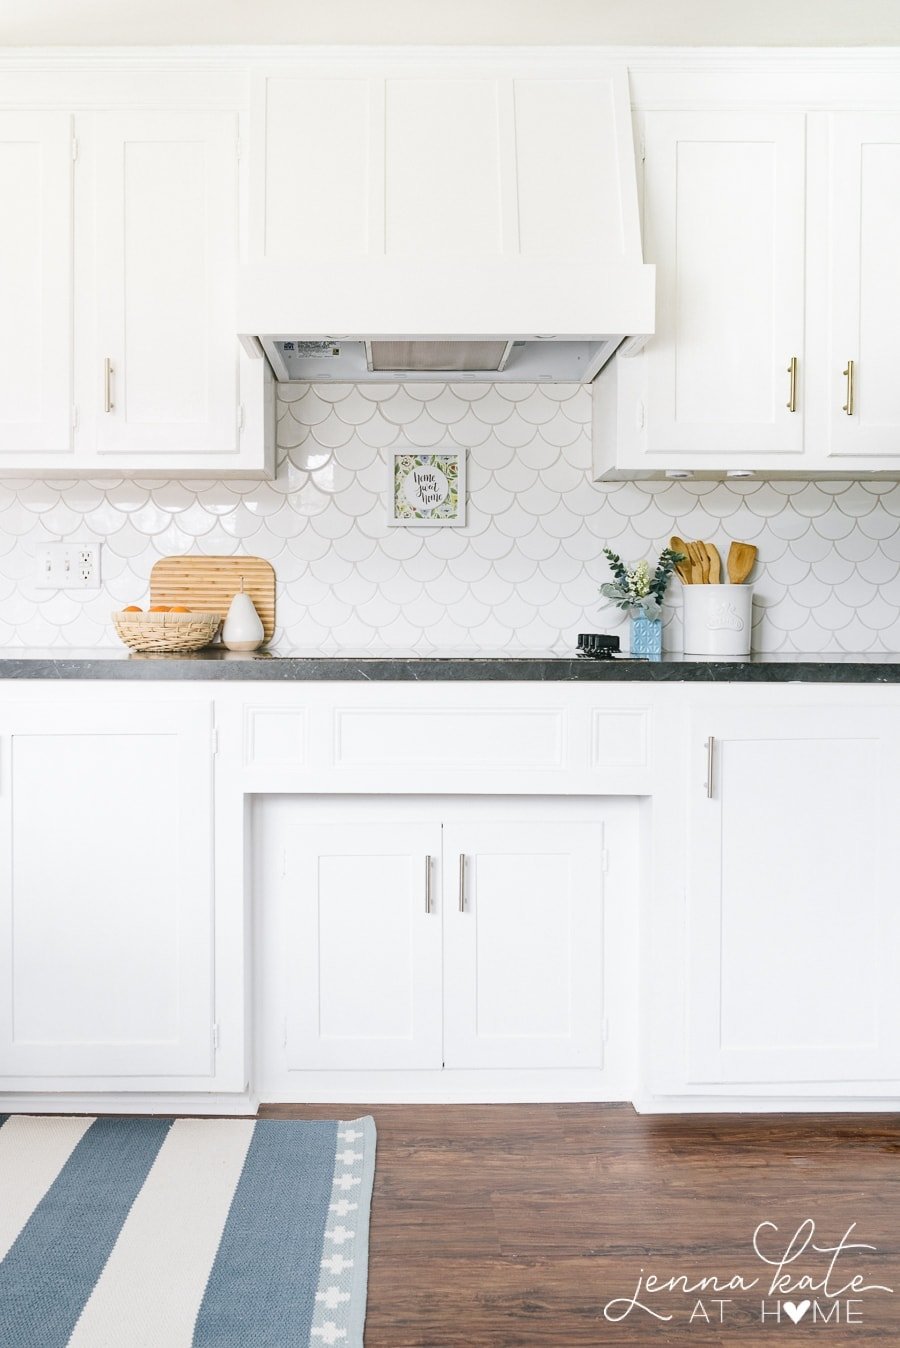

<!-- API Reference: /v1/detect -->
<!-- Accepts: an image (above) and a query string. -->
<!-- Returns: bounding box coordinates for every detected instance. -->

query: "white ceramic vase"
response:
[222,588,265,651]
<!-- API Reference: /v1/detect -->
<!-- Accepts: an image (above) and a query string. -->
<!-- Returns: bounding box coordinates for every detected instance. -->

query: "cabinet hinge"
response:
[602,1017,610,1044]
[237,403,245,432]
[212,1022,220,1050]
[236,136,242,160]
[71,406,78,429]
[635,398,645,430]
[211,727,219,756]
[71,136,78,161]
[639,131,646,163]
[601,847,610,875]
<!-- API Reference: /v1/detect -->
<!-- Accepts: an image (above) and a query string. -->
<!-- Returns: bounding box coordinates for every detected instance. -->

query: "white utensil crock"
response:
[682,584,753,656]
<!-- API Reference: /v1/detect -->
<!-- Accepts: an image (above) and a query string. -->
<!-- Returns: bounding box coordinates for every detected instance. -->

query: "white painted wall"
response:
[2,0,900,48]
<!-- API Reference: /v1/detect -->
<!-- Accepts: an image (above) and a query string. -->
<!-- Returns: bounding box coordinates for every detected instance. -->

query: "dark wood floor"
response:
[260,1102,900,1346]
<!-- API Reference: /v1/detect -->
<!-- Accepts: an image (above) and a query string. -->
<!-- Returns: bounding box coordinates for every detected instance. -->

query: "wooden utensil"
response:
[704,542,721,584]
[150,555,276,643]
[726,541,758,585]
[670,536,693,584]
[686,541,704,585]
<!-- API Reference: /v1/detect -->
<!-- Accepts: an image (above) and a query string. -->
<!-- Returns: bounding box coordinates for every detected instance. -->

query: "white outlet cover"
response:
[34,542,102,590]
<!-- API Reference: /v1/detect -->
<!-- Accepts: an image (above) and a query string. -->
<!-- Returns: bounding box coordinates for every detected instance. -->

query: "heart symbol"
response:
[783,1300,811,1324]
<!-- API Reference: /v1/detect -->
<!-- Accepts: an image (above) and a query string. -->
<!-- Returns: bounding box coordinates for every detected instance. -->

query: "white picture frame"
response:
[387,450,467,528]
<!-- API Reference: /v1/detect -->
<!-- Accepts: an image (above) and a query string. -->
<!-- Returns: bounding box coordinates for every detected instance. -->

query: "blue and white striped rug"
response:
[0,1113,375,1348]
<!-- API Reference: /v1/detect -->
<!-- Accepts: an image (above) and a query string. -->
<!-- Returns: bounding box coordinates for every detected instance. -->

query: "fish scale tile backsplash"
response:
[2,381,900,652]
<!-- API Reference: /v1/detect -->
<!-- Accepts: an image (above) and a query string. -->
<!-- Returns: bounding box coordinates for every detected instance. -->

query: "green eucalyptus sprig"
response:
[599,546,686,622]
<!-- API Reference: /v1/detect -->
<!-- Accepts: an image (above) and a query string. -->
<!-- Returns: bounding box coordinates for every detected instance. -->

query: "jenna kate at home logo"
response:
[603,1220,893,1328]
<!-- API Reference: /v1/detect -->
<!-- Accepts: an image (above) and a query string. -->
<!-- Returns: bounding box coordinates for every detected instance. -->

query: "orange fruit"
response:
[169,605,190,613]
[122,605,142,613]
[148,605,170,613]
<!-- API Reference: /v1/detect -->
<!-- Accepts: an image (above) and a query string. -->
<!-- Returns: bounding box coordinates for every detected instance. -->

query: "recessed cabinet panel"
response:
[385,79,503,256]
[88,111,238,456]
[0,113,72,455]
[285,822,443,1070]
[514,78,626,258]
[0,702,214,1079]
[826,115,900,459]
[260,78,372,258]
[643,113,806,457]
[686,708,900,1085]
[443,820,604,1069]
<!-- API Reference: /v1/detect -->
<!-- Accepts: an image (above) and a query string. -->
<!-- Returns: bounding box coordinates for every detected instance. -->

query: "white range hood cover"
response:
[239,60,655,383]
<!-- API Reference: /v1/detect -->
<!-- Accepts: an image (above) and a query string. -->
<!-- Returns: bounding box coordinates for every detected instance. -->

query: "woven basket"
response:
[112,610,221,653]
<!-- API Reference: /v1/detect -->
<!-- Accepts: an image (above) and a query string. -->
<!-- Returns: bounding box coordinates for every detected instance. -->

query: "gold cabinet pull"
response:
[706,736,715,799]
[424,855,432,914]
[786,356,798,412]
[458,853,466,912]
[104,358,114,413]
[842,359,855,416]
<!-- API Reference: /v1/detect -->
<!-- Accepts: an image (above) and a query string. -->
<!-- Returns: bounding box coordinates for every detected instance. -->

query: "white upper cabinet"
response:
[645,113,806,460]
[597,101,900,479]
[82,112,242,461]
[0,113,73,456]
[814,114,900,465]
[600,110,808,477]
[0,96,273,477]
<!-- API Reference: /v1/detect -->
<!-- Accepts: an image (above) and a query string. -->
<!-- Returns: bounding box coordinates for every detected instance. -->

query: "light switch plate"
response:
[34,542,101,589]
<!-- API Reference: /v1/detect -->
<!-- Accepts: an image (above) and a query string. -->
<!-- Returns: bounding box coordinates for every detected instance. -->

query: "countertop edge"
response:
[2,656,900,683]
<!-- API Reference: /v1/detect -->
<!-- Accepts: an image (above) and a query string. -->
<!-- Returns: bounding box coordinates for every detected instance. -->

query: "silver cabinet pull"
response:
[458,853,466,912]
[706,736,715,799]
[786,356,798,412]
[843,359,855,416]
[424,855,432,914]
[104,358,114,413]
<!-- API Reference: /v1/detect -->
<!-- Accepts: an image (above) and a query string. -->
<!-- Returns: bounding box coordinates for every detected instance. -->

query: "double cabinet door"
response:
[610,109,900,475]
[283,806,605,1072]
[0,107,257,473]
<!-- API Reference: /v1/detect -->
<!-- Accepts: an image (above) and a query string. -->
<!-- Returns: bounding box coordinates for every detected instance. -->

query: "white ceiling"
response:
[2,0,900,48]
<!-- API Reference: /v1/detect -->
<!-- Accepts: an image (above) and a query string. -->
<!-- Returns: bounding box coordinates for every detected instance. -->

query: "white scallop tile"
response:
[1,384,900,653]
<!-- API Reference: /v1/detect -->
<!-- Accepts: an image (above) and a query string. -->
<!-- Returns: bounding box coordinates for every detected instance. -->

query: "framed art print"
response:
[388,450,467,527]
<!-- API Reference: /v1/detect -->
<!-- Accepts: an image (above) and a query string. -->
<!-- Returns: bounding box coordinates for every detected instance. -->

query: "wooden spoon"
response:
[726,541,758,585]
[704,542,721,585]
[669,536,692,585]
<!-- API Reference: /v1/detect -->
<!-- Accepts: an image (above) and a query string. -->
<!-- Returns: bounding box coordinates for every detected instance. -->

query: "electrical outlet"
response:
[34,542,101,589]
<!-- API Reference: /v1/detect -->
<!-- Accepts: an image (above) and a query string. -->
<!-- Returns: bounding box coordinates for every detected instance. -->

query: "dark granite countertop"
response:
[3,648,900,682]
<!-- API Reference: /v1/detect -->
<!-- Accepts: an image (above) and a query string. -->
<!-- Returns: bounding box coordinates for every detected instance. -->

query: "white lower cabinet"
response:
[0,700,216,1086]
[680,705,900,1091]
[268,798,610,1087]
[442,820,604,1069]
[285,821,443,1071]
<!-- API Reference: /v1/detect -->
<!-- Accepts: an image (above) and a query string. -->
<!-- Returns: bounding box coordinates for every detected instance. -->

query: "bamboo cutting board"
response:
[150,556,276,643]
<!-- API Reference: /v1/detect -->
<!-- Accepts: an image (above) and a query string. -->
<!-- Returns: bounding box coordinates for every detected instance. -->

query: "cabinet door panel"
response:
[88,112,238,456]
[285,822,442,1069]
[643,112,806,458]
[825,114,900,459]
[443,821,604,1069]
[0,113,72,455]
[687,708,900,1085]
[0,702,213,1079]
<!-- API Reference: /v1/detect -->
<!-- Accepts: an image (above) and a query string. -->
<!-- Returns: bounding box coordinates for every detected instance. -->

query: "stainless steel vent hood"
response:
[239,62,655,384]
